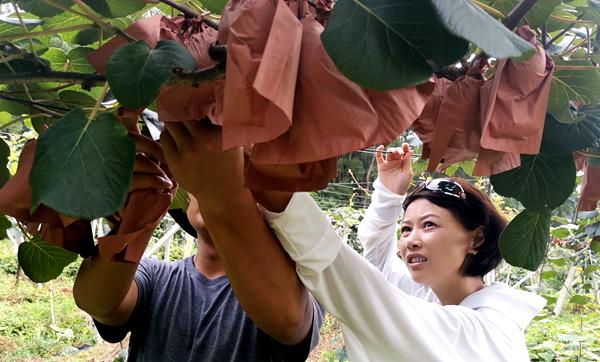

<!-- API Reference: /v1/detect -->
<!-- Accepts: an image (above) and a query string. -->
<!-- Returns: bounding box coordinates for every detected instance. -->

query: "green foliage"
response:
[105,40,197,109]
[17,236,78,283]
[541,113,600,153]
[481,0,561,28]
[84,0,147,19]
[548,59,600,123]
[499,209,551,271]
[30,109,135,219]
[491,153,576,213]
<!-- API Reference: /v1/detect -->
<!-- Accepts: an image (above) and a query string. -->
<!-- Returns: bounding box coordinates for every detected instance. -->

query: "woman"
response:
[260,144,546,362]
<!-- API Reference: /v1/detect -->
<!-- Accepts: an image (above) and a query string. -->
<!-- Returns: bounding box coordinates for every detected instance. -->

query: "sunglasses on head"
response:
[404,178,467,207]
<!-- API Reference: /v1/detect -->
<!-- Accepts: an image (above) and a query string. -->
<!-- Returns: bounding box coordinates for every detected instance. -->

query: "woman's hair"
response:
[402,178,507,277]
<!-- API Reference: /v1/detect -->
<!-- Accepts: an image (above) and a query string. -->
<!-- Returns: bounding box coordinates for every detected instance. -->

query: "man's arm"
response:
[73,135,172,327]
[160,121,314,345]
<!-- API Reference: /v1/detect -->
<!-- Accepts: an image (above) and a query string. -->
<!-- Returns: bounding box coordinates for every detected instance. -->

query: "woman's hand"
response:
[376,143,413,195]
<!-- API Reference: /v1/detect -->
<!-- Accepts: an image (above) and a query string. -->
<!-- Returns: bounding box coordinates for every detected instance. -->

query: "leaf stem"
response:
[503,0,538,30]
[545,14,585,49]
[472,0,504,19]
[554,65,599,71]
[89,82,109,121]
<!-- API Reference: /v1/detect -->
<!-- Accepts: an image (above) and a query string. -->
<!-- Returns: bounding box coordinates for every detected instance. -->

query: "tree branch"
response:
[503,0,539,30]
[159,0,219,30]
[0,64,226,88]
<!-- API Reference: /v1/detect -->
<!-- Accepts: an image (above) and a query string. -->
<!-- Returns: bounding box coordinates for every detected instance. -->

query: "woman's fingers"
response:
[375,145,385,165]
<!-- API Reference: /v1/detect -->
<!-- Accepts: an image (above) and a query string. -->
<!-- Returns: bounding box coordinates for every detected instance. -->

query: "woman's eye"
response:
[424,221,435,228]
[401,226,411,233]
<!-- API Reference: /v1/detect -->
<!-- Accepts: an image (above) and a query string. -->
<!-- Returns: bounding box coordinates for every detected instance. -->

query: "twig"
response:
[11,2,36,57]
[71,0,137,43]
[0,24,97,42]
[554,65,599,71]
[348,169,371,196]
[546,14,585,49]
[0,93,70,112]
[168,63,225,86]
[0,113,47,131]
[503,0,538,30]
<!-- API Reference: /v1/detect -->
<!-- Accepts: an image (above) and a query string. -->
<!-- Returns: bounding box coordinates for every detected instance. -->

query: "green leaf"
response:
[321,0,469,90]
[58,90,97,108]
[67,47,94,72]
[430,0,535,59]
[105,40,197,109]
[540,113,600,153]
[541,270,558,279]
[547,257,567,266]
[202,0,228,14]
[499,208,551,271]
[41,47,68,71]
[548,59,600,123]
[491,153,576,212]
[479,0,562,28]
[84,0,146,18]
[498,209,550,271]
[444,163,460,176]
[30,109,135,219]
[17,235,77,283]
[17,0,72,17]
[569,294,591,305]
[592,239,600,253]
[170,187,189,210]
[0,215,11,239]
[583,265,600,275]
[0,137,10,187]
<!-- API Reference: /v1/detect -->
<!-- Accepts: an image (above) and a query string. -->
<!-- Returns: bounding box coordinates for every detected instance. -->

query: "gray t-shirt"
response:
[94,257,323,362]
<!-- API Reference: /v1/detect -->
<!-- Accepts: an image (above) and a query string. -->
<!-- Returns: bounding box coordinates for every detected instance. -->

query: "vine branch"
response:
[503,0,539,30]
[158,0,219,30]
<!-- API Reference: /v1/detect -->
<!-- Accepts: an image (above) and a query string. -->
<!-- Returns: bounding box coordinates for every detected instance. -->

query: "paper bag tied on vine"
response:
[474,25,553,175]
[89,0,433,191]
[219,0,432,190]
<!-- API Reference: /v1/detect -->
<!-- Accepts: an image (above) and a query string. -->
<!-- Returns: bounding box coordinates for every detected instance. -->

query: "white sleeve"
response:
[357,178,406,278]
[358,179,436,299]
[261,193,520,362]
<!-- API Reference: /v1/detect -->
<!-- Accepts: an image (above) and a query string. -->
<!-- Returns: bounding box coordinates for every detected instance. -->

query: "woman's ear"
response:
[470,226,485,251]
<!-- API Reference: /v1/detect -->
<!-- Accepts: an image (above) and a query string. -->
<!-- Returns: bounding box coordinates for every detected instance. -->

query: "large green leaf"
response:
[17,235,77,283]
[540,113,600,153]
[17,0,72,17]
[41,47,68,71]
[548,59,600,123]
[170,187,190,210]
[30,108,135,219]
[321,0,469,90]
[480,0,562,28]
[84,0,146,18]
[203,0,228,14]
[105,40,197,109]
[491,153,576,212]
[430,0,535,58]
[499,208,551,271]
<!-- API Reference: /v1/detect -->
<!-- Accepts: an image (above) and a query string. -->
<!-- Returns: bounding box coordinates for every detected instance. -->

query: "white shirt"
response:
[261,183,546,362]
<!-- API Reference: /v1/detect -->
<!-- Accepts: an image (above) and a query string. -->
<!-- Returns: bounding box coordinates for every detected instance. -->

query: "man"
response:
[72,127,322,361]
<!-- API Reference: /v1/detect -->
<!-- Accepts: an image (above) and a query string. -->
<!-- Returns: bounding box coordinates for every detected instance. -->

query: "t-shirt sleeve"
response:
[277,294,324,361]
[92,258,156,343]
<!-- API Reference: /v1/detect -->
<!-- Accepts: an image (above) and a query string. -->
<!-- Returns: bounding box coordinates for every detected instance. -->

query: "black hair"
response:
[402,178,507,277]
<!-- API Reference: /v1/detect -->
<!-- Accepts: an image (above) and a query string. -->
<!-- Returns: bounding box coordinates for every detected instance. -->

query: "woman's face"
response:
[399,198,477,288]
